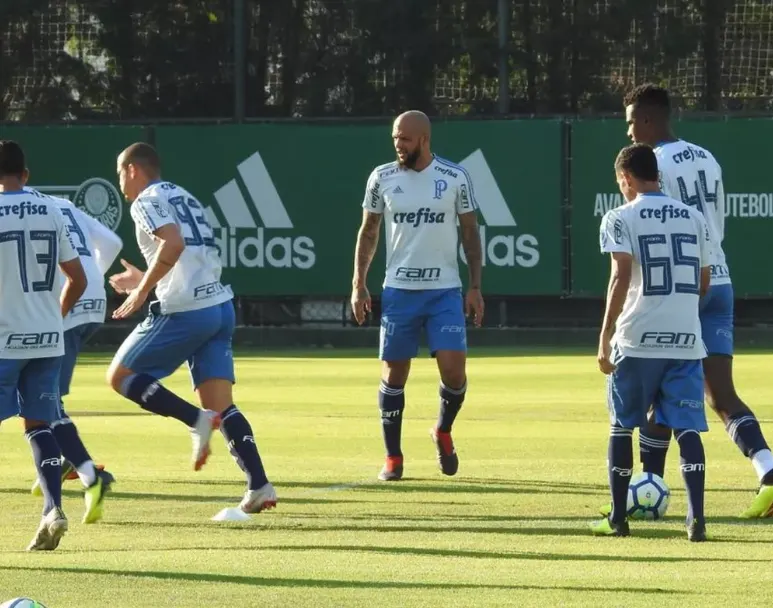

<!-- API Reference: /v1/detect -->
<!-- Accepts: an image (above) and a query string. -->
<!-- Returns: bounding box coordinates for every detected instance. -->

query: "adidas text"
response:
[459,225,539,268]
[213,227,316,269]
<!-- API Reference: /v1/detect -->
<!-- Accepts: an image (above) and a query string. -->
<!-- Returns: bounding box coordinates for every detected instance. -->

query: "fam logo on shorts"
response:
[35,178,123,231]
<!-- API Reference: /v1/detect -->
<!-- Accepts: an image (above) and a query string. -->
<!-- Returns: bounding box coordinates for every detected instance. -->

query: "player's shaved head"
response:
[615,143,659,182]
[392,110,432,170]
[394,111,431,137]
[0,140,26,180]
[119,142,161,175]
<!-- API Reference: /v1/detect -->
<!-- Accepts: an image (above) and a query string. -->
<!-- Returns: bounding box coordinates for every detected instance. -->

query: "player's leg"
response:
[656,359,709,542]
[106,306,219,470]
[189,301,275,513]
[591,355,658,537]
[426,289,467,477]
[377,288,421,481]
[17,357,69,551]
[638,411,672,479]
[36,324,114,504]
[701,284,773,516]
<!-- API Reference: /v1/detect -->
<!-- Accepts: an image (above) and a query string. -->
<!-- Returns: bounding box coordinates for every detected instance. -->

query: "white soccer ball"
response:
[627,472,670,520]
[0,600,48,608]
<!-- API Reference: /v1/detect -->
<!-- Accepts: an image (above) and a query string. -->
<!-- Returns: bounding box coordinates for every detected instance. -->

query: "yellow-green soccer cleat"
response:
[598,502,649,520]
[590,517,630,537]
[739,485,773,519]
[82,470,114,524]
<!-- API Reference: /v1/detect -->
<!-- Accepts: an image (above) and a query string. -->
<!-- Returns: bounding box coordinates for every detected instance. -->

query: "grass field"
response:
[2,348,773,607]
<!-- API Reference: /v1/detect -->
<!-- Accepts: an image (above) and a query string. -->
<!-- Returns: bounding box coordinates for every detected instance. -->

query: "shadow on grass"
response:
[0,565,690,594]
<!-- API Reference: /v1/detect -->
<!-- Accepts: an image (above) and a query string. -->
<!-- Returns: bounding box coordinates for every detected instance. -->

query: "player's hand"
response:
[350,286,371,325]
[465,288,484,327]
[597,339,616,375]
[112,287,149,320]
[109,259,143,295]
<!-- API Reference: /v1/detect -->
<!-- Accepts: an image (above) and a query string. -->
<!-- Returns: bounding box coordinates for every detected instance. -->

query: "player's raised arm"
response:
[351,168,384,325]
[112,196,184,319]
[73,205,124,274]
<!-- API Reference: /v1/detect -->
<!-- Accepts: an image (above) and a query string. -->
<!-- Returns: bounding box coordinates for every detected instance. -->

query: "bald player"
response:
[351,111,485,481]
[106,143,277,514]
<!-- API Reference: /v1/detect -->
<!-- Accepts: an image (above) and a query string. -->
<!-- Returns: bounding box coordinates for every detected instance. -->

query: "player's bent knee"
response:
[106,362,134,394]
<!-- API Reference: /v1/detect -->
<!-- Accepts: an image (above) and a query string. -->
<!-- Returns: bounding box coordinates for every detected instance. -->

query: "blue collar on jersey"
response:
[639,191,667,197]
[0,190,26,195]
[147,179,163,186]
[654,138,680,148]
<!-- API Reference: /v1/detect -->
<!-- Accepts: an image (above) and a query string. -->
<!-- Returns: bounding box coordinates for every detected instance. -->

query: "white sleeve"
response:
[54,207,79,263]
[658,167,680,201]
[599,210,632,255]
[131,195,176,235]
[73,207,123,274]
[361,169,384,214]
[455,167,478,215]
[716,177,726,243]
[698,215,712,268]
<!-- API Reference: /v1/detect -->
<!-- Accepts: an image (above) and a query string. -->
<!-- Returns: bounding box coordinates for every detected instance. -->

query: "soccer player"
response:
[24,185,122,524]
[0,141,88,550]
[592,143,711,541]
[106,142,276,513]
[621,84,773,518]
[351,110,484,481]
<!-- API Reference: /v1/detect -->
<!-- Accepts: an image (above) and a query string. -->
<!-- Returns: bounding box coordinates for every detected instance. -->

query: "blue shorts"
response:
[379,287,466,361]
[607,354,708,432]
[699,283,733,357]
[114,300,235,388]
[60,322,102,398]
[0,357,62,423]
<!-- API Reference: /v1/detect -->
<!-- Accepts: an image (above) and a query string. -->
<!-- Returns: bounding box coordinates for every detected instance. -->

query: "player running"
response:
[0,141,88,550]
[617,84,773,519]
[351,110,484,481]
[23,186,122,524]
[107,142,276,514]
[592,143,711,541]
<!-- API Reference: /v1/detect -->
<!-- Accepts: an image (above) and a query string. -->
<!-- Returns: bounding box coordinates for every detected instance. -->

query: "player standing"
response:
[0,141,88,550]
[621,84,773,518]
[107,143,276,513]
[24,186,122,524]
[351,110,484,481]
[592,144,711,541]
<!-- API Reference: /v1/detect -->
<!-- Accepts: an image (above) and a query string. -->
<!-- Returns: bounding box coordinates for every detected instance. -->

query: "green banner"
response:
[155,121,563,296]
[570,118,773,297]
[0,125,146,275]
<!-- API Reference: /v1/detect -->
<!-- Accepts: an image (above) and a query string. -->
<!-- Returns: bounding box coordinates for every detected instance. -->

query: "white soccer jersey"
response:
[654,140,729,286]
[130,181,233,314]
[26,189,123,330]
[362,155,477,290]
[0,191,79,359]
[599,192,711,359]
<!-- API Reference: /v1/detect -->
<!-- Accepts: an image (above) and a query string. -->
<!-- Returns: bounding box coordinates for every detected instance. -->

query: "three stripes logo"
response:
[204,151,316,269]
[457,149,539,268]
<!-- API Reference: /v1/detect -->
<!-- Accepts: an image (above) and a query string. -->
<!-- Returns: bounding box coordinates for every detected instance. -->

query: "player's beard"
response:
[397,147,421,169]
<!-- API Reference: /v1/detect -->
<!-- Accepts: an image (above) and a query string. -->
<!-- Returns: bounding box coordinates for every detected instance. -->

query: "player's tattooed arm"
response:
[458,212,482,289]
[352,210,382,288]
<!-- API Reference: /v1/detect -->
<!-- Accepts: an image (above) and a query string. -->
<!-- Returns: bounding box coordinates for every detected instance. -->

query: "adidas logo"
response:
[393,186,404,194]
[204,151,316,269]
[457,149,539,268]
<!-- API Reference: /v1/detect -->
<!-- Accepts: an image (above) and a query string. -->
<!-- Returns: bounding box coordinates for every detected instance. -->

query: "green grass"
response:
[2,348,773,607]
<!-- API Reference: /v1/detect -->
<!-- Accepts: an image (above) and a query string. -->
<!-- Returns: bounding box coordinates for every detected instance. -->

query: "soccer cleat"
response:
[687,519,707,542]
[240,482,278,514]
[430,427,459,476]
[82,469,114,524]
[31,461,109,497]
[378,456,403,481]
[191,409,220,471]
[739,485,773,519]
[598,502,647,520]
[589,517,630,537]
[27,507,68,551]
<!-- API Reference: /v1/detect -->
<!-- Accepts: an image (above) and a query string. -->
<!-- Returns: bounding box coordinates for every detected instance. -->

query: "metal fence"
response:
[3,0,773,121]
